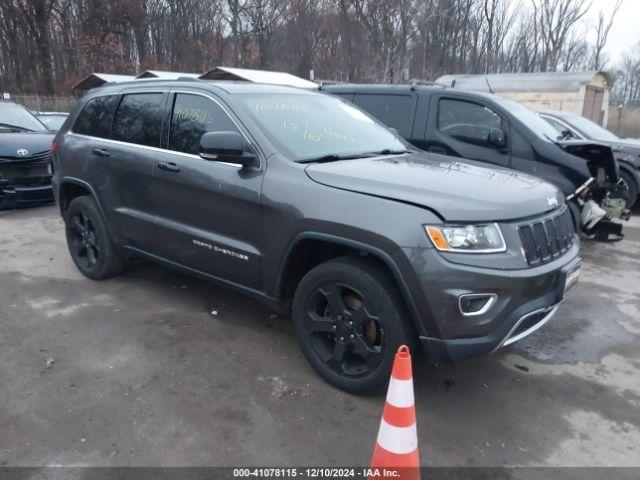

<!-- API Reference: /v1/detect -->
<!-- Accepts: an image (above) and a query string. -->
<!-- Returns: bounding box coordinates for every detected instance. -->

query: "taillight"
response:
[51,138,57,154]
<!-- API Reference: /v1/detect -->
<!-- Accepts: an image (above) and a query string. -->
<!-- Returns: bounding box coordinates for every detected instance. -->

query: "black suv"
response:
[0,102,55,209]
[323,84,629,239]
[53,79,581,392]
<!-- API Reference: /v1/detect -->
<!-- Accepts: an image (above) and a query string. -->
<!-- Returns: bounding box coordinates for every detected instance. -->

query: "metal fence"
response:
[7,95,78,113]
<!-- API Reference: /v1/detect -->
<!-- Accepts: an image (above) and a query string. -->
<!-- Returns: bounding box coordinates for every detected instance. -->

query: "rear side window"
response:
[112,93,164,147]
[73,95,118,138]
[543,116,577,137]
[353,94,413,137]
[437,98,502,147]
[169,93,239,155]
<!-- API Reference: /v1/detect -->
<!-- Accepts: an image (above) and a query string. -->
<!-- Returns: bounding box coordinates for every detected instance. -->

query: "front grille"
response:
[518,207,575,265]
[0,150,52,165]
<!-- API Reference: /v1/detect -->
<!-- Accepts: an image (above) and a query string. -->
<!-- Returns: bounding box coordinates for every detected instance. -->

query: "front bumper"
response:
[397,242,582,363]
[0,177,54,209]
[420,303,562,363]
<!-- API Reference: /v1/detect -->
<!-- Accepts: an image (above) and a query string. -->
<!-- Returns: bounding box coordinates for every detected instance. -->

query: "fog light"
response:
[459,293,497,316]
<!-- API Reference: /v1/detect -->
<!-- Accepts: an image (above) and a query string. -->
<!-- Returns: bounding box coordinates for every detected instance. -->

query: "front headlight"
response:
[425,223,506,253]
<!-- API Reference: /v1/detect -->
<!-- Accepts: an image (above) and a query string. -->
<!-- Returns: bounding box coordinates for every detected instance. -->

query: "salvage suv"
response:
[52,79,582,392]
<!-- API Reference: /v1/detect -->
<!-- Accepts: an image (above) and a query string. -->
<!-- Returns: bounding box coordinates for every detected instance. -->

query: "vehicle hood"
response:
[305,152,563,222]
[0,131,54,159]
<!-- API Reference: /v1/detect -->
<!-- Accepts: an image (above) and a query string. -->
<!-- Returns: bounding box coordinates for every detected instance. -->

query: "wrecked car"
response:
[0,102,55,209]
[540,110,640,209]
[323,84,629,240]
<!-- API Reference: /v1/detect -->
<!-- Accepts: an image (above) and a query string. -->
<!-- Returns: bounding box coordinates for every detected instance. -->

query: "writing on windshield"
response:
[242,95,406,161]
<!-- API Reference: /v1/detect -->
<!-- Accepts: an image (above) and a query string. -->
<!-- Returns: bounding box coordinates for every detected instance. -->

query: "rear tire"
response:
[292,255,414,393]
[64,196,125,280]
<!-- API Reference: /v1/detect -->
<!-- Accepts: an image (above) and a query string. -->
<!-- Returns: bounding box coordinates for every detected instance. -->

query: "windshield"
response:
[239,94,408,161]
[562,113,619,142]
[0,103,48,132]
[37,114,67,131]
[492,97,563,141]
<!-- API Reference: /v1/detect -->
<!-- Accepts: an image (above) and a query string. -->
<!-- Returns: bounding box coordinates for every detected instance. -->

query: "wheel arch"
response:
[619,161,640,188]
[275,232,425,337]
[619,162,640,207]
[57,177,116,241]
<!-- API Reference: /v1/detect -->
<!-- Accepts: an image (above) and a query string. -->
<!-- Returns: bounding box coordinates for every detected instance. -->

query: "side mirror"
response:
[560,129,575,140]
[487,128,506,150]
[199,131,257,168]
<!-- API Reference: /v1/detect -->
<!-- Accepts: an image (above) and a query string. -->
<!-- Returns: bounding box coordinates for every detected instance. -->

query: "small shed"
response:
[136,70,200,80]
[199,66,318,89]
[72,73,136,92]
[436,71,613,126]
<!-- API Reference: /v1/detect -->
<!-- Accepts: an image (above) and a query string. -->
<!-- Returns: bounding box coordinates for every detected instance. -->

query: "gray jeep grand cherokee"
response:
[52,79,581,392]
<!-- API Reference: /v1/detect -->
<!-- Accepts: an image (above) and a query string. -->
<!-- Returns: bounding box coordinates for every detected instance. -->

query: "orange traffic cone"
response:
[369,345,420,480]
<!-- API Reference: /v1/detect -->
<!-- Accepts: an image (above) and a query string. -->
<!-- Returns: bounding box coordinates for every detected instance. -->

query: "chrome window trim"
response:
[68,87,263,170]
[458,293,498,317]
[66,132,244,170]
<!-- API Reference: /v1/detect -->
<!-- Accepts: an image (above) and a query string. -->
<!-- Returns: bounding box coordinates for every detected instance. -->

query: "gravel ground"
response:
[0,205,639,467]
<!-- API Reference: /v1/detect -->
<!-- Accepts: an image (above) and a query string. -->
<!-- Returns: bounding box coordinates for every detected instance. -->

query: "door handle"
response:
[92,147,110,157]
[157,161,181,172]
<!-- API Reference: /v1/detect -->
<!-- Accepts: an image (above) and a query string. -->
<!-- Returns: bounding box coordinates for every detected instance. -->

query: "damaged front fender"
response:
[558,141,630,240]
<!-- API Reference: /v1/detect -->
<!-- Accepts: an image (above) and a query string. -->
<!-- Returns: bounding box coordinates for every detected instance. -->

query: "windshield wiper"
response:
[299,149,412,164]
[370,148,413,155]
[0,122,34,132]
[299,153,376,163]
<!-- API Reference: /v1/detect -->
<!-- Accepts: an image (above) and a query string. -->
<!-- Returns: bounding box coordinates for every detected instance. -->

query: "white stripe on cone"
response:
[376,418,418,455]
[386,377,414,408]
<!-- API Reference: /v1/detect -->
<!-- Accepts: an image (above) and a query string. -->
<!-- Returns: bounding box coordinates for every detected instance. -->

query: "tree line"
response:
[0,0,637,102]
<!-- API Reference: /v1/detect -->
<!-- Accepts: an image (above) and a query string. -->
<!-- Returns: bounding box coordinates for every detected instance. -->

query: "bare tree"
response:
[533,0,591,72]
[245,0,288,68]
[0,0,629,95]
[591,0,622,70]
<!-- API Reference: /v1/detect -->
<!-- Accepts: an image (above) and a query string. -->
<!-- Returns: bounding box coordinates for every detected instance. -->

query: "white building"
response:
[436,71,613,127]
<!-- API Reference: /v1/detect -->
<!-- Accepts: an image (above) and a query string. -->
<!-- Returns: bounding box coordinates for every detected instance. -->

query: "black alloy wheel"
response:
[293,256,413,393]
[65,196,125,280]
[68,210,100,269]
[303,281,384,378]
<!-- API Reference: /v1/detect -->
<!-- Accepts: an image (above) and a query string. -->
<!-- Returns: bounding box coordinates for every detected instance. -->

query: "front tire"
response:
[292,256,414,393]
[620,169,638,209]
[64,196,125,280]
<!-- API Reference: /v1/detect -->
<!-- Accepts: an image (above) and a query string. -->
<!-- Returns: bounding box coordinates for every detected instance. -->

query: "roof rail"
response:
[410,80,446,90]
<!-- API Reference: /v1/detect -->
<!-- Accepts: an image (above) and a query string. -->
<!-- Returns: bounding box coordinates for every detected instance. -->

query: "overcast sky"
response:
[586,0,640,67]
